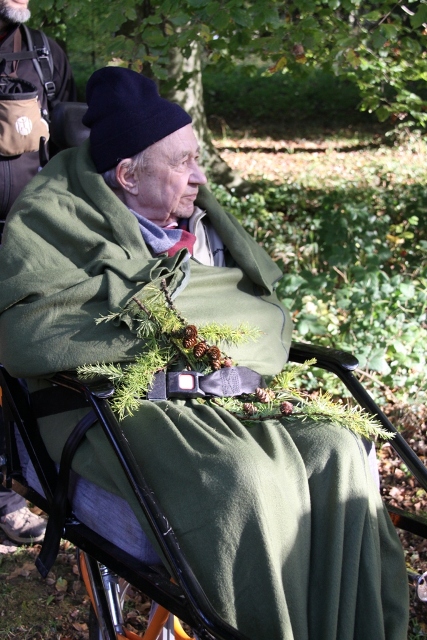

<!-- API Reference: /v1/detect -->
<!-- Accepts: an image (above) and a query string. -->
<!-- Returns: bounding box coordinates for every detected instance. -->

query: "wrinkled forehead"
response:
[147,124,199,163]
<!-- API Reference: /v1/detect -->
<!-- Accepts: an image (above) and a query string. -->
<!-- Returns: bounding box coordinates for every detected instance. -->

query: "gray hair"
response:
[102,147,151,190]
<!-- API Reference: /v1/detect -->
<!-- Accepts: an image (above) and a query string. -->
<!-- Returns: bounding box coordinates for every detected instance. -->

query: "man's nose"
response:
[191,163,207,186]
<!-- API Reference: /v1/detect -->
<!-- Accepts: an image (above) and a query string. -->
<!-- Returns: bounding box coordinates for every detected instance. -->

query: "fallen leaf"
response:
[55,576,68,592]
[6,563,37,580]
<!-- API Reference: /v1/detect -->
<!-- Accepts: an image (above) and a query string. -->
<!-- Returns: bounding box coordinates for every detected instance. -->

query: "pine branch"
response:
[211,388,394,441]
[77,362,125,383]
[109,346,171,419]
[271,359,317,392]
[198,322,261,346]
[83,292,392,440]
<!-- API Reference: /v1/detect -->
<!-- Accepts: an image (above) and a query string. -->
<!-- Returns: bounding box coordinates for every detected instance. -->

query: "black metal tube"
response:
[83,553,118,640]
[331,368,427,492]
[289,343,427,492]
[52,373,247,640]
[90,396,247,640]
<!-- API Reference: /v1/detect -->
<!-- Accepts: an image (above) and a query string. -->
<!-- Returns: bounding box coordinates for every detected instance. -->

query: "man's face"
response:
[0,0,31,25]
[130,124,207,228]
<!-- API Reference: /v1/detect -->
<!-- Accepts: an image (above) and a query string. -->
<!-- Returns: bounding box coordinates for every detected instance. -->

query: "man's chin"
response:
[0,3,31,24]
[176,208,195,220]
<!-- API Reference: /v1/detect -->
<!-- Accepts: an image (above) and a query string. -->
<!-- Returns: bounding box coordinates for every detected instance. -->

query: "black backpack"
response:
[0,25,56,107]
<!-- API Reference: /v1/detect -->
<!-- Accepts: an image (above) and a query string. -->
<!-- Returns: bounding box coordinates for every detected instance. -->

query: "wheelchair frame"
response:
[2,342,427,639]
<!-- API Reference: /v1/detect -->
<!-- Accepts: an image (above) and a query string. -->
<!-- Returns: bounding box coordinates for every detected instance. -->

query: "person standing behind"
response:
[0,0,76,544]
[0,0,76,224]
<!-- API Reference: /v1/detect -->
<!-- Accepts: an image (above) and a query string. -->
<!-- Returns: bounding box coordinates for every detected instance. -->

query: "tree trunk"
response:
[165,43,243,189]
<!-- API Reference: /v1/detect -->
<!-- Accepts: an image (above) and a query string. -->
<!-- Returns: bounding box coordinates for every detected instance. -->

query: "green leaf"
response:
[363,10,382,21]
[186,0,209,7]
[211,11,231,30]
[367,349,391,374]
[375,106,390,122]
[230,8,253,28]
[411,4,427,28]
[279,274,307,294]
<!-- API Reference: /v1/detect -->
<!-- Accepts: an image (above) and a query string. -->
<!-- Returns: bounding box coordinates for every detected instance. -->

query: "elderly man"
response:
[0,67,408,639]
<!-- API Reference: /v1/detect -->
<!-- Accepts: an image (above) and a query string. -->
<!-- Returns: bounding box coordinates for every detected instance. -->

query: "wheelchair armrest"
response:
[289,342,427,493]
[289,341,359,373]
[51,371,115,399]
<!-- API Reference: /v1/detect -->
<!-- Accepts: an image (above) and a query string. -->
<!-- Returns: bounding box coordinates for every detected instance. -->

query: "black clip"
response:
[44,80,56,98]
[167,371,206,399]
[35,47,50,59]
[147,370,207,401]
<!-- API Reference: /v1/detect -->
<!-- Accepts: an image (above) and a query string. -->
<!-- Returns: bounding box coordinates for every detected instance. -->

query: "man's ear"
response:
[115,160,139,195]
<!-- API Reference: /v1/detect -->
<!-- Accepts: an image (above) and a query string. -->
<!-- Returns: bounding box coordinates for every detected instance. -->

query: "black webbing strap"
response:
[35,409,98,578]
[0,50,38,62]
[24,26,56,103]
[31,385,89,418]
[148,366,266,401]
[0,26,56,103]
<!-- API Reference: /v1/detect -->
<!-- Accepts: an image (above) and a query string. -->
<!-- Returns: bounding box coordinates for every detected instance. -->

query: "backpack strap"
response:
[0,26,57,104]
[22,25,56,105]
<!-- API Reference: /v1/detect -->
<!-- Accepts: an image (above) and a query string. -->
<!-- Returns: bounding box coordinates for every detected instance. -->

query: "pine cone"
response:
[183,325,198,339]
[207,346,221,362]
[211,359,222,370]
[280,401,294,416]
[255,387,270,403]
[183,336,198,349]
[243,402,258,416]
[193,341,208,358]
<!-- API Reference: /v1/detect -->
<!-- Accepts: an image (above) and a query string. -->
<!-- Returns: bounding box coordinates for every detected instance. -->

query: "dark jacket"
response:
[0,23,76,220]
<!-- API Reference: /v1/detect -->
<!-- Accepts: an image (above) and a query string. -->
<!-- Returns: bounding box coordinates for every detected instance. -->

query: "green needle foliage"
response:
[213,359,393,441]
[78,284,392,440]
[77,281,262,418]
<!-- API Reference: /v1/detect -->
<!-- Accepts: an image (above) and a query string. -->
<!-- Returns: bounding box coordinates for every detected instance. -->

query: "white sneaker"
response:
[0,506,46,544]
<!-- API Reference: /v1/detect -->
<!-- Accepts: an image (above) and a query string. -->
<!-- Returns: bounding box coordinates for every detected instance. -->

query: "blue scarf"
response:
[131,210,196,257]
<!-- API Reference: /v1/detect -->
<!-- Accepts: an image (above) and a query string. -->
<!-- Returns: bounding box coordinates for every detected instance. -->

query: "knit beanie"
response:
[82,67,192,173]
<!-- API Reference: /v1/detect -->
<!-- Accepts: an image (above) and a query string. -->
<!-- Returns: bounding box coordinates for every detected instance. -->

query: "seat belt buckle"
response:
[167,371,206,399]
[147,370,206,401]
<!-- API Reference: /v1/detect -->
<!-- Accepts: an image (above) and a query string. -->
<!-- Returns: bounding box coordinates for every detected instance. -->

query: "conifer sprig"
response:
[212,371,393,441]
[79,285,393,440]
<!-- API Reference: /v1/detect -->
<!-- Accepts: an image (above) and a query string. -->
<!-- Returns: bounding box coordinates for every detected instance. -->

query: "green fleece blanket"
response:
[0,142,408,639]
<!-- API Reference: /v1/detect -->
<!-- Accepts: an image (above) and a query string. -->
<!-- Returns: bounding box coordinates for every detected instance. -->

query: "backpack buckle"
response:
[35,47,50,59]
[44,80,56,98]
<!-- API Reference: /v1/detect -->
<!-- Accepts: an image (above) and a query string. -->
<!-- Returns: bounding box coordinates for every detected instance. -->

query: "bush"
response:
[211,180,427,403]
[203,66,376,132]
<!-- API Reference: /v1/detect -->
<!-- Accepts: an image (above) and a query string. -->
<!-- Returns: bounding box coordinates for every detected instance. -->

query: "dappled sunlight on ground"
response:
[213,135,427,188]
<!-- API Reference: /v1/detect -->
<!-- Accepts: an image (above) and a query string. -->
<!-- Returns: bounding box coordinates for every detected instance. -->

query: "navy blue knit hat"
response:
[82,67,192,173]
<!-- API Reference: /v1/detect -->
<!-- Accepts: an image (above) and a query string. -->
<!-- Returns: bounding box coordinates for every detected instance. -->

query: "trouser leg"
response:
[0,485,25,517]
[0,405,26,517]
